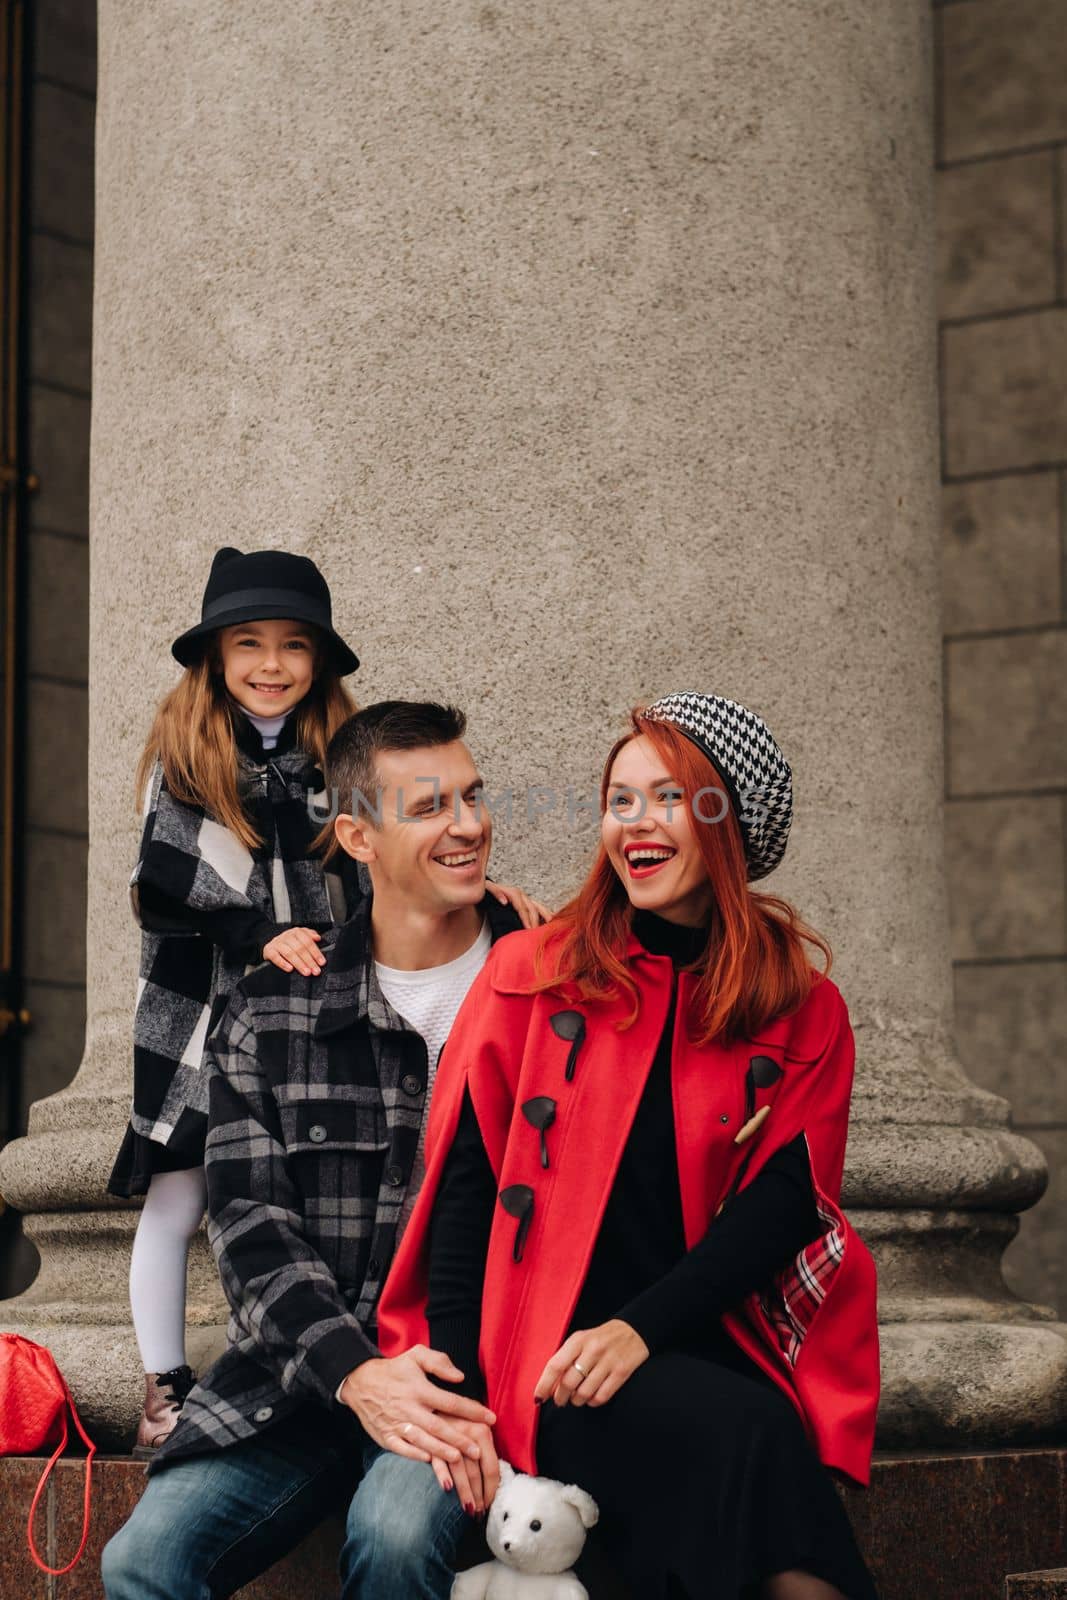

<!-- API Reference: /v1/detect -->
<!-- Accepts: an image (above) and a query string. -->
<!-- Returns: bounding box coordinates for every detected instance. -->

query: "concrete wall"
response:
[4,0,1066,1347]
[936,0,1067,1316]
[4,0,95,1293]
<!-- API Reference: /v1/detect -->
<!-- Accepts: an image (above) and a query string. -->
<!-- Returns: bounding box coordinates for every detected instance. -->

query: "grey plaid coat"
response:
[109,714,348,1196]
[152,890,521,1471]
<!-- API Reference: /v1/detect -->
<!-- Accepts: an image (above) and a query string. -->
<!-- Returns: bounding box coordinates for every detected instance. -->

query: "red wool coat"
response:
[378,924,880,1486]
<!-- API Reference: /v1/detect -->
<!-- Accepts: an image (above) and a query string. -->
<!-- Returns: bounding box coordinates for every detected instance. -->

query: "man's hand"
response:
[534,1320,649,1409]
[262,927,326,976]
[340,1346,497,1465]
[430,1419,501,1513]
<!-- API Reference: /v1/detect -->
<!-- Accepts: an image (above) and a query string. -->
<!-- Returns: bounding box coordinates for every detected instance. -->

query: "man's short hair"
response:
[325,700,468,824]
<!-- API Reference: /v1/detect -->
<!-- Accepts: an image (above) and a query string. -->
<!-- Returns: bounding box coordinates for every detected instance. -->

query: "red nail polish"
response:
[466,1501,476,1514]
[443,1480,453,1492]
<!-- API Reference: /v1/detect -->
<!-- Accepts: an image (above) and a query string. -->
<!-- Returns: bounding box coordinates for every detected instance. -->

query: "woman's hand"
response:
[262,926,326,976]
[430,1418,501,1513]
[534,1320,649,1409]
[488,882,552,929]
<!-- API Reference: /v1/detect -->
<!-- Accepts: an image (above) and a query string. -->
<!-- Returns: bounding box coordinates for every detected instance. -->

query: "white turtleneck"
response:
[240,707,291,750]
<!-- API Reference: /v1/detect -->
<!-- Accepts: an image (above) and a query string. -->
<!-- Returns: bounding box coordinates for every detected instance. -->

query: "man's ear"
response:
[333,812,377,865]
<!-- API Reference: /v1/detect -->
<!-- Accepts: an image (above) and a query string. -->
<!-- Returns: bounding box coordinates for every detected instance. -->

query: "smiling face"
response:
[218,618,317,717]
[339,739,492,915]
[601,733,715,927]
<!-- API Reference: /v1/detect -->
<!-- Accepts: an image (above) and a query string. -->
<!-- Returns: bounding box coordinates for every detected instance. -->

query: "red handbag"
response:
[0,1332,97,1574]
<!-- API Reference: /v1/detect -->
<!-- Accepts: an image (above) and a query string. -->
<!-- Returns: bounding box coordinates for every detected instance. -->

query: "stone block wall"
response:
[2,0,96,1296]
[936,0,1067,1316]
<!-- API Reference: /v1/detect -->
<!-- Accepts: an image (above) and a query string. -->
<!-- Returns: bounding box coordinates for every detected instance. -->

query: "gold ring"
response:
[573,1360,588,1378]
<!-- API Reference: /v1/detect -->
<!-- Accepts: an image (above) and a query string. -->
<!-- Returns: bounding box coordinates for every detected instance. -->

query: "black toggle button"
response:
[401,1074,424,1096]
[385,1165,404,1187]
[522,1097,557,1168]
[367,1257,381,1277]
[550,1010,586,1081]
[498,1184,534,1262]
[750,1055,783,1088]
[742,1054,783,1122]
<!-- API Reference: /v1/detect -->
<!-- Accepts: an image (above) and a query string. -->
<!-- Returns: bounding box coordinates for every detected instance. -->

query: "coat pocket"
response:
[276,1088,390,1155]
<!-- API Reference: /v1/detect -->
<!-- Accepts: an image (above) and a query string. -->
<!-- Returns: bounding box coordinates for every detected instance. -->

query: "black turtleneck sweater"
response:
[426,910,821,1399]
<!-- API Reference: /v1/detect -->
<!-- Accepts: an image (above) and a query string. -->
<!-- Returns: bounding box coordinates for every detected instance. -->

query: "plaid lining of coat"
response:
[124,714,345,1163]
[151,890,521,1471]
[758,1146,845,1369]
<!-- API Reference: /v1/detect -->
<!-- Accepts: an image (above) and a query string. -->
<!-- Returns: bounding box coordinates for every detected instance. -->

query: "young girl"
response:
[109,546,545,1456]
[380,691,880,1600]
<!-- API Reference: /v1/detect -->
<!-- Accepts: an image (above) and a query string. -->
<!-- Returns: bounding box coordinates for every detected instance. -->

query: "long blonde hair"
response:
[136,636,358,849]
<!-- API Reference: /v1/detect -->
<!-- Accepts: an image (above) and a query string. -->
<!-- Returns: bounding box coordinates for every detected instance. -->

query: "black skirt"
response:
[537,1339,878,1600]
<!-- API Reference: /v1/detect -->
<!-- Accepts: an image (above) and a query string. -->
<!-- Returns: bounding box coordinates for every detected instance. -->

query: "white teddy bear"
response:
[451,1461,600,1600]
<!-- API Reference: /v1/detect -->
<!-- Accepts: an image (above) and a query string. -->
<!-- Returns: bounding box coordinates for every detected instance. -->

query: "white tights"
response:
[128,1167,208,1374]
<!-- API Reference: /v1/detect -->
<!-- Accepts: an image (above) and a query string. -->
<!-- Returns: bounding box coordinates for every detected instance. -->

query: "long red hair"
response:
[532,711,831,1044]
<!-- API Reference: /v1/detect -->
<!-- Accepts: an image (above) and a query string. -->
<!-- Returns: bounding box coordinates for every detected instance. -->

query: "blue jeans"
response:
[101,1415,470,1599]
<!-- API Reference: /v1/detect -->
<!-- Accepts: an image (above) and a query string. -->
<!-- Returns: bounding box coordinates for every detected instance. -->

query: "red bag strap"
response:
[25,1379,97,1576]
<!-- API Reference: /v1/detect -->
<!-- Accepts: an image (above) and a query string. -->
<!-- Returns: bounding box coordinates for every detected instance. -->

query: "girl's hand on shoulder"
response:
[534,1320,649,1410]
[489,883,553,929]
[262,927,326,977]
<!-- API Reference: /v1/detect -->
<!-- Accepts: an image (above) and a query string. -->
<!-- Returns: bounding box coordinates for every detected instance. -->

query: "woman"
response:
[379,691,880,1600]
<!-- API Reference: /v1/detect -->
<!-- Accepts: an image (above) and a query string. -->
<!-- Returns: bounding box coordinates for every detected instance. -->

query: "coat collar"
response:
[230,703,327,786]
[231,702,297,760]
[314,889,522,1038]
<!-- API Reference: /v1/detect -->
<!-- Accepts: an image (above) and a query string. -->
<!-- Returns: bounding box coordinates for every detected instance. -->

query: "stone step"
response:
[1006,1574,1067,1598]
[1,1446,1065,1598]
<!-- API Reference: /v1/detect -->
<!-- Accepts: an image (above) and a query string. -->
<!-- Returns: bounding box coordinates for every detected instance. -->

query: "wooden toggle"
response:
[733,1104,771,1146]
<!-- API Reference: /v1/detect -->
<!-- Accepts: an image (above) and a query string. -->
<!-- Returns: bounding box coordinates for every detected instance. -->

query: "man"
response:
[103,701,541,1600]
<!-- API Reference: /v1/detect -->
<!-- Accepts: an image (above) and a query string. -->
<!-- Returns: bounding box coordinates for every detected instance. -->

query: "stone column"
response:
[1,0,1064,1447]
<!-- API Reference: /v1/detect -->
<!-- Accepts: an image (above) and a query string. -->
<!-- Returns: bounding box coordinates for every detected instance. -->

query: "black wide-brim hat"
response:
[171,547,360,675]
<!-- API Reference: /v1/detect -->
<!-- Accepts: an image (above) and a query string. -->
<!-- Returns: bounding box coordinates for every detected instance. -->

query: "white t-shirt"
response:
[376,917,493,1242]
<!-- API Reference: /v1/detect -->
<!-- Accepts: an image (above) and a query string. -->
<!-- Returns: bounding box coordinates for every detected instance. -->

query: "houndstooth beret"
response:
[640,691,793,881]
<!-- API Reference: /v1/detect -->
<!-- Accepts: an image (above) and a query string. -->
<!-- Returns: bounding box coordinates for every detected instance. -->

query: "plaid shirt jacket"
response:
[152,890,521,1471]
